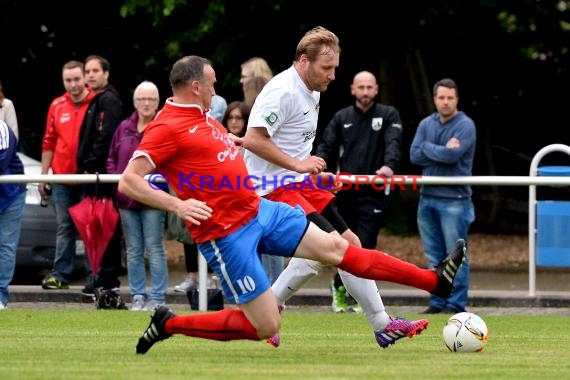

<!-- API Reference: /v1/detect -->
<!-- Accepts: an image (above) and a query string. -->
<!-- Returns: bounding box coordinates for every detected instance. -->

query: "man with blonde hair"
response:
[244,26,428,348]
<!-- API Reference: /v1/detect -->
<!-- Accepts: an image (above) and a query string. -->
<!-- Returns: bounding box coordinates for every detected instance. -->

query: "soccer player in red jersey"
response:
[119,52,465,355]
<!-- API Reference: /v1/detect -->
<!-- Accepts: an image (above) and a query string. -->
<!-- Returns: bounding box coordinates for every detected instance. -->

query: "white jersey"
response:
[244,65,320,196]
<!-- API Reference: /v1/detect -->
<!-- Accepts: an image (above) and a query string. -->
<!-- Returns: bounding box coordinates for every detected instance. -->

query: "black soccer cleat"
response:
[136,305,175,354]
[432,239,467,298]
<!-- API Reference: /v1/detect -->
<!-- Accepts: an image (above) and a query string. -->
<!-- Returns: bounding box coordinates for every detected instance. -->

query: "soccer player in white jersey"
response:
[243,26,430,348]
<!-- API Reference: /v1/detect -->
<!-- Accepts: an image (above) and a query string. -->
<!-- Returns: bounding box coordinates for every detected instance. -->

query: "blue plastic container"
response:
[536,200,570,266]
[535,166,570,266]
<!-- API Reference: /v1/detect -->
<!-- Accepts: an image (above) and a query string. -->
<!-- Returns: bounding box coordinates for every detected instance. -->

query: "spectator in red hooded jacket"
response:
[40,60,94,290]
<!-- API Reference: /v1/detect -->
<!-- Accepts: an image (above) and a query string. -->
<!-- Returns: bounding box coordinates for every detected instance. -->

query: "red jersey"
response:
[133,99,260,243]
[42,90,94,174]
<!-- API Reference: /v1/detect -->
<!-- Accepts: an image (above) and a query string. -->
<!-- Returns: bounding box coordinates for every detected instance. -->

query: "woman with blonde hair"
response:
[240,57,272,92]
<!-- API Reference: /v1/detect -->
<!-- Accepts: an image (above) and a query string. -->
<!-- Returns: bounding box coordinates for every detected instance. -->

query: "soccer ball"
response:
[442,312,489,352]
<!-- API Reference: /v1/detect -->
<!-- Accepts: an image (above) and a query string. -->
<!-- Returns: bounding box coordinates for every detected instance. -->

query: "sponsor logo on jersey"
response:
[302,129,316,142]
[263,110,278,126]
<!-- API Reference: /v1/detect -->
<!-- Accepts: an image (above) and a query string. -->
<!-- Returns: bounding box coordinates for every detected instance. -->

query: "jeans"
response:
[417,195,474,311]
[119,208,168,303]
[51,184,86,283]
[0,191,25,305]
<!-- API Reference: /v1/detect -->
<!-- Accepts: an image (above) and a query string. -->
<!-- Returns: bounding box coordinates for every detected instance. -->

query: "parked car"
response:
[15,153,85,277]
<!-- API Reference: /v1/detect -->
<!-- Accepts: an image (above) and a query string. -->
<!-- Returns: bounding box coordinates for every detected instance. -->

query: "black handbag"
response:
[186,288,225,311]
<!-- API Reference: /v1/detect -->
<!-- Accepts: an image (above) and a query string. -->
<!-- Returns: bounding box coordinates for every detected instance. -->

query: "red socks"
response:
[338,245,437,292]
[165,309,260,341]
[162,247,437,342]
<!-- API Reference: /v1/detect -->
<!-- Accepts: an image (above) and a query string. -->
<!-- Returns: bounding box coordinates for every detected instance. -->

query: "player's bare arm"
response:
[227,133,243,147]
[310,171,340,193]
[175,198,212,226]
[244,126,326,174]
[118,156,212,225]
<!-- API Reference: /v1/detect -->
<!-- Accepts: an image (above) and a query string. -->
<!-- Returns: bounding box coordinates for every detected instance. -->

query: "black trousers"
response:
[183,242,213,274]
[335,193,387,249]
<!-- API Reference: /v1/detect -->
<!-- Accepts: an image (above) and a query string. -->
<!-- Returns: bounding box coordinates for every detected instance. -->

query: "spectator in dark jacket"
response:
[79,55,124,295]
[316,71,403,312]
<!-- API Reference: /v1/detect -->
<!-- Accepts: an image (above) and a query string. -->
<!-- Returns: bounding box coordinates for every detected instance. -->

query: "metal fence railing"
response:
[3,165,570,301]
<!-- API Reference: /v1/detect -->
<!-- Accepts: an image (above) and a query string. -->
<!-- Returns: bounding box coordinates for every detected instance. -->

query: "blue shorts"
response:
[198,198,309,304]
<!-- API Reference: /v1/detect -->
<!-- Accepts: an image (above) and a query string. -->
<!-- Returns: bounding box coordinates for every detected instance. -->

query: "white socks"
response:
[272,257,322,305]
[271,257,391,331]
[338,269,391,331]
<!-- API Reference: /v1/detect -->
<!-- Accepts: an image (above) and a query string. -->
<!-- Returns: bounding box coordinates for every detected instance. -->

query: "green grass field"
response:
[0,307,568,379]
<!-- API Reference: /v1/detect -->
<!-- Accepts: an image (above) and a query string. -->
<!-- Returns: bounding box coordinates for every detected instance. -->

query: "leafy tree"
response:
[1,0,568,232]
